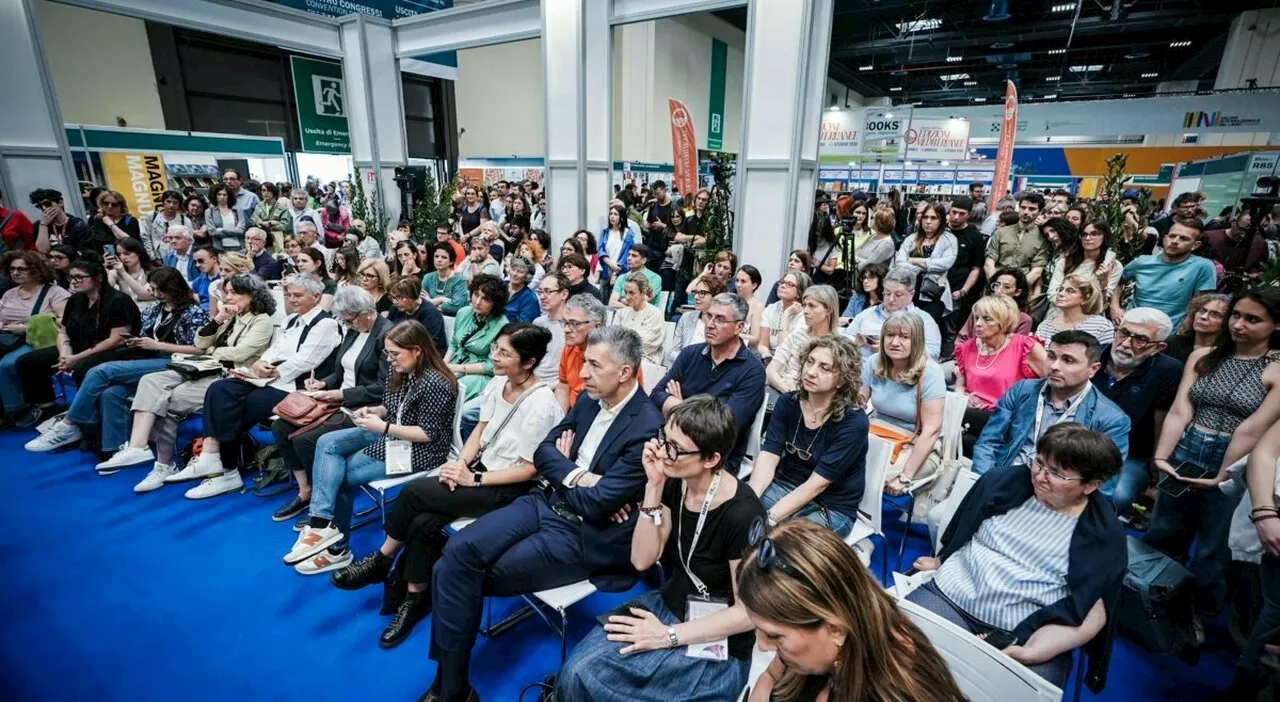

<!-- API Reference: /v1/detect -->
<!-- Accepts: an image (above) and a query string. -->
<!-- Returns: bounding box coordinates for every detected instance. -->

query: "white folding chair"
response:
[354,392,466,529]
[443,315,456,345]
[661,321,677,359]
[639,360,666,394]
[890,572,1064,702]
[736,645,777,702]
[738,401,768,479]
[847,435,893,579]
[932,469,978,554]
[446,517,596,662]
[656,290,671,315]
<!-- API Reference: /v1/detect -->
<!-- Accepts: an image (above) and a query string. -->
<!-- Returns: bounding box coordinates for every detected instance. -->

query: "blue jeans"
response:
[555,590,750,702]
[760,480,855,537]
[1240,555,1280,673]
[0,344,33,412]
[310,427,387,533]
[66,358,171,446]
[459,395,482,443]
[1144,426,1239,616]
[1100,457,1151,513]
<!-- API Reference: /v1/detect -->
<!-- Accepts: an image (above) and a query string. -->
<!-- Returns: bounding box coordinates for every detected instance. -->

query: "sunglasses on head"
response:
[747,520,811,585]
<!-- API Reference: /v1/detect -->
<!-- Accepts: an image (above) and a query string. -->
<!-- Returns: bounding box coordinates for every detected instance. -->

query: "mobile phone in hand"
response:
[102,245,116,258]
[596,601,651,628]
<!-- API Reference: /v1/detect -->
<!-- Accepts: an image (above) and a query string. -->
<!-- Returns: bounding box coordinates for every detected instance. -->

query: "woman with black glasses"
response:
[555,396,765,701]
[748,335,868,538]
[738,520,963,702]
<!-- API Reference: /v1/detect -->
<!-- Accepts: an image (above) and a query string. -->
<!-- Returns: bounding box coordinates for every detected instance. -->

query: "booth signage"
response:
[903,118,970,161]
[668,99,699,196]
[706,39,727,151]
[991,80,1019,208]
[101,152,168,218]
[290,56,351,155]
[819,110,862,157]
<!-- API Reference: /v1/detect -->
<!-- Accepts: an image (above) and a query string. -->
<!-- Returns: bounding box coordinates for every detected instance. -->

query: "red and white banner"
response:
[668,98,698,196]
[990,80,1018,208]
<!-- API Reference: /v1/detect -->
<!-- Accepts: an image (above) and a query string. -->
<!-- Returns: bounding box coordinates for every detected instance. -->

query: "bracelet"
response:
[383,421,392,437]
[638,504,662,514]
[1252,506,1279,514]
[1252,513,1280,524]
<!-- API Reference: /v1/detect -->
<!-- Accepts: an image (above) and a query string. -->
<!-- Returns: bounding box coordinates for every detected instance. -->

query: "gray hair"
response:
[997,195,1017,209]
[331,285,377,319]
[511,255,536,278]
[290,189,309,199]
[167,224,193,241]
[783,269,813,296]
[623,271,653,299]
[586,325,643,372]
[710,292,748,322]
[884,265,918,291]
[244,226,267,241]
[282,273,325,296]
[296,220,318,235]
[1122,306,1174,342]
[565,292,608,326]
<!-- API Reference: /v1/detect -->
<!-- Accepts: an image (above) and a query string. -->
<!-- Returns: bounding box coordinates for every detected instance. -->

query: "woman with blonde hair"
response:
[615,271,665,364]
[750,335,869,537]
[209,251,254,318]
[862,312,946,500]
[856,207,896,271]
[954,294,1046,453]
[739,519,964,702]
[357,257,393,315]
[766,284,839,396]
[1034,272,1114,345]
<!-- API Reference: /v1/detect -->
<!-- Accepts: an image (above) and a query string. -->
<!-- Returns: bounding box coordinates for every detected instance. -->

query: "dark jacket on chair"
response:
[321,315,391,408]
[533,384,663,591]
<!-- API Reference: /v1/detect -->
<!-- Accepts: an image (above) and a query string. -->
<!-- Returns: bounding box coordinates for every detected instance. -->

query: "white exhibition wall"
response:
[454,38,546,159]
[33,0,165,131]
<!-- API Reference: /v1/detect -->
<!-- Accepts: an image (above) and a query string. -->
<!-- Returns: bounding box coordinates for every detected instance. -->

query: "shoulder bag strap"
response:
[470,382,546,467]
[912,376,924,439]
[31,284,51,316]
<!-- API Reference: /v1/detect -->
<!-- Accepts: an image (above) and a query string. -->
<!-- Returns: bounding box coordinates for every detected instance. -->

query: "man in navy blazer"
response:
[424,326,662,702]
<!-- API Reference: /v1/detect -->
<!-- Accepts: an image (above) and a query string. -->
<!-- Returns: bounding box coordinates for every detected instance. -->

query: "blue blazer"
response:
[533,384,663,588]
[972,379,1131,475]
[162,252,199,281]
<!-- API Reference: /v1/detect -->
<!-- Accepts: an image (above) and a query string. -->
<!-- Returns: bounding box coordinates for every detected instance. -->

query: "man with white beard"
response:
[1089,307,1184,514]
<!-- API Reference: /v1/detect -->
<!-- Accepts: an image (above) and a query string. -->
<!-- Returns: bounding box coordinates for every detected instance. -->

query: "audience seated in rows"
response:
[756,269,809,365]
[953,265,1035,346]
[766,284,839,400]
[447,273,509,403]
[843,265,941,360]
[1162,292,1228,363]
[555,293,608,411]
[0,251,70,427]
[613,271,665,364]
[1035,272,1114,346]
[607,244,661,310]
[953,295,1047,451]
[666,273,724,366]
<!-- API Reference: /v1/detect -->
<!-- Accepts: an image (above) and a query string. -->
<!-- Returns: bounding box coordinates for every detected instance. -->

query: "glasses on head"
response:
[656,427,702,462]
[747,520,811,585]
[68,274,90,282]
[1114,326,1156,350]
[1033,456,1084,483]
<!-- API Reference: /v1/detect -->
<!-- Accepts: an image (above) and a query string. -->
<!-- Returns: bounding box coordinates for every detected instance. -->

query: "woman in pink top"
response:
[953,294,1046,456]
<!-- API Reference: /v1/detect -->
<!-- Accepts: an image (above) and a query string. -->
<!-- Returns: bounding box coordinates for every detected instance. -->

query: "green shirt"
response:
[423,270,469,316]
[449,306,509,400]
[985,223,1052,271]
[611,267,663,307]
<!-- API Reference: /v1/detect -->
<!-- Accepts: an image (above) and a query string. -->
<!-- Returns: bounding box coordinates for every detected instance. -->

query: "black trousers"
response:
[961,406,993,459]
[15,346,129,406]
[386,477,528,584]
[271,413,355,475]
[202,378,287,470]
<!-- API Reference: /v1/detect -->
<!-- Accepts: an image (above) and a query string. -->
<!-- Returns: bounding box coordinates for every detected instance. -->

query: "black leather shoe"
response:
[272,495,310,522]
[330,551,391,591]
[380,590,431,649]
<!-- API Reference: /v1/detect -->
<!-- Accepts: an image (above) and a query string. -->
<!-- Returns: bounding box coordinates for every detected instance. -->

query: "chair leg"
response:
[895,494,915,573]
[559,608,569,662]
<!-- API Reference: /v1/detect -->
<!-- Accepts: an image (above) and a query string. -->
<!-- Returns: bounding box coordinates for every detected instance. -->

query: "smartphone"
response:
[1156,460,1213,498]
[595,600,651,628]
[339,407,359,418]
[102,245,116,258]
[983,630,1017,650]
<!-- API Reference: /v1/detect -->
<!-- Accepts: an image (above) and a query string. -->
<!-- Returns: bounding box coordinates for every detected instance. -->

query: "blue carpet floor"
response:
[0,422,1240,701]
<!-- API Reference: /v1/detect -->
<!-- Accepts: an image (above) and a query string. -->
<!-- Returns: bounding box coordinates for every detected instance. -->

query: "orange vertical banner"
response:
[668,99,698,196]
[991,80,1018,208]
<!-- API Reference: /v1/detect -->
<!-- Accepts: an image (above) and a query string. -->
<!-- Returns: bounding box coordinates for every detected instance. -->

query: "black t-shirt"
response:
[458,204,489,236]
[946,224,985,290]
[63,287,142,353]
[86,214,141,253]
[645,201,675,271]
[375,294,393,315]
[567,278,601,301]
[658,476,766,661]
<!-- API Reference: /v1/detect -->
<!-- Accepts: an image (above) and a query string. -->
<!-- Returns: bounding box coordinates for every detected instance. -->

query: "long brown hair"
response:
[738,520,963,702]
[384,320,457,392]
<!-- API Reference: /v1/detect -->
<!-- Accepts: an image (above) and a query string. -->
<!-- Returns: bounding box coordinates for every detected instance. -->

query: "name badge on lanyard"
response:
[384,383,418,476]
[679,471,730,662]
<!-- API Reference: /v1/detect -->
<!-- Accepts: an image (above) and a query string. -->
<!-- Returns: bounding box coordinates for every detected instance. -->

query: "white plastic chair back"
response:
[940,391,969,462]
[933,469,979,553]
[858,435,894,536]
[661,321,677,359]
[640,360,666,394]
[443,315,456,345]
[657,290,671,314]
[449,391,465,461]
[895,595,1063,702]
[736,645,777,702]
[738,401,768,478]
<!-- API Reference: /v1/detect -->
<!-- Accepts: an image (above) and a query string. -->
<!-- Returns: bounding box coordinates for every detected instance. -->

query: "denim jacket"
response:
[972,379,1131,475]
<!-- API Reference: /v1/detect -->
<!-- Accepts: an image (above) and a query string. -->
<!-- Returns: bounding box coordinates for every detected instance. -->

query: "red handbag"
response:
[273,392,343,439]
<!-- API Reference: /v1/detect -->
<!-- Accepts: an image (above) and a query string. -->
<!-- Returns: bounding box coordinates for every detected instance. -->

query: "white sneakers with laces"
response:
[164,452,225,484]
[184,470,243,499]
[24,421,82,452]
[284,524,343,565]
[134,463,177,493]
[95,446,155,475]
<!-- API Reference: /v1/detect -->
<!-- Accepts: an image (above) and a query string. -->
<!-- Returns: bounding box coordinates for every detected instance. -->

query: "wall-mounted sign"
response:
[290,56,351,155]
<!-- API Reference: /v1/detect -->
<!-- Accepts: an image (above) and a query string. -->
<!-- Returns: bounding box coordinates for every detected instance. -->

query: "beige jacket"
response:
[195,312,274,365]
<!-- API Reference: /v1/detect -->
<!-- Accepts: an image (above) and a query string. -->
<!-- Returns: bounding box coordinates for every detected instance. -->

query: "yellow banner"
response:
[101,152,168,218]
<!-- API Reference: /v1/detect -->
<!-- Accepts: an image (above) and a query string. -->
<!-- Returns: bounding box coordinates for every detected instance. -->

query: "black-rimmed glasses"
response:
[657,427,701,462]
[1033,456,1085,483]
[748,519,810,585]
[1113,327,1156,350]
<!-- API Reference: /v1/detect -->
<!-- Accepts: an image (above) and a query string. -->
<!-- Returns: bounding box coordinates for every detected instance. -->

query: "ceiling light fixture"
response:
[1122,93,1136,98]
[859,64,873,71]
[973,97,987,102]
[940,73,970,81]
[1047,48,1066,55]
[991,41,1015,49]
[1045,76,1061,82]
[1142,72,1159,78]
[1069,64,1103,72]
[1169,40,1191,48]
[947,55,963,63]
[1051,2,1077,11]
[1043,93,1058,99]
[890,86,903,92]
[896,18,941,33]
[963,80,979,86]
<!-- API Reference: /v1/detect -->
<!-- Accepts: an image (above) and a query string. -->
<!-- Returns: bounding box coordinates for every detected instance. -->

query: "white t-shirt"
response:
[339,331,370,390]
[478,376,565,470]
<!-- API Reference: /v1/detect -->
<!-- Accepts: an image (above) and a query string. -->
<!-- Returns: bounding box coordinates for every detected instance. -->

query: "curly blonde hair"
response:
[796,335,865,422]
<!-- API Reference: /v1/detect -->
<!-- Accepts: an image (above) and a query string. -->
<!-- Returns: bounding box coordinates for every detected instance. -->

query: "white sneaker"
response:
[134,462,177,493]
[95,446,155,475]
[164,452,225,483]
[184,471,243,499]
[284,524,343,565]
[24,421,82,452]
[294,548,353,575]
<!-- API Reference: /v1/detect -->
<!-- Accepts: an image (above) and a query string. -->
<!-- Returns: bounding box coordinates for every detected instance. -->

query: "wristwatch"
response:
[472,470,483,487]
[666,626,680,649]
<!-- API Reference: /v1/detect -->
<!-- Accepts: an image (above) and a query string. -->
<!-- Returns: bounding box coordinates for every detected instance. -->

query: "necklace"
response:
[800,397,830,427]
[975,336,1011,370]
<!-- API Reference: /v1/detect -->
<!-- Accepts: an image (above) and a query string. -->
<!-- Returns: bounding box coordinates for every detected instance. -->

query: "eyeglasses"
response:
[701,312,739,327]
[101,201,122,208]
[1195,307,1225,320]
[747,520,811,585]
[1033,456,1084,483]
[359,272,379,280]
[988,281,1015,293]
[488,342,515,360]
[777,280,797,289]
[1080,230,1104,239]
[692,289,711,297]
[68,274,90,282]
[563,319,593,330]
[1114,327,1156,350]
[536,287,562,296]
[784,441,814,462]
[656,427,702,462]
[8,266,29,274]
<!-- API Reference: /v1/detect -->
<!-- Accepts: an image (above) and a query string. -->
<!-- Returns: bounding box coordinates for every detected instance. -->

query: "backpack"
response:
[1117,536,1200,662]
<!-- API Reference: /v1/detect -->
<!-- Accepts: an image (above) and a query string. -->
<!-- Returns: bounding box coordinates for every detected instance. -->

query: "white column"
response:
[0,0,82,218]
[734,0,834,291]
[1216,9,1280,90]
[543,0,611,246]
[339,15,409,232]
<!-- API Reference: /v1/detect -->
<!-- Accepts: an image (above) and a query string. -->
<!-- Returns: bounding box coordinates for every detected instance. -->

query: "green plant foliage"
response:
[1092,153,1154,264]
[348,168,389,242]
[411,168,455,244]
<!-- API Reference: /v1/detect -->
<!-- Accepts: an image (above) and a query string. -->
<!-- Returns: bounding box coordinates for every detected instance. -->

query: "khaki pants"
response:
[130,369,218,454]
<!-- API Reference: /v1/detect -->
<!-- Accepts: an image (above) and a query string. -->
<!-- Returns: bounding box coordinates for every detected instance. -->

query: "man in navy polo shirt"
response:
[650,292,765,471]
[1090,307,1183,513]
